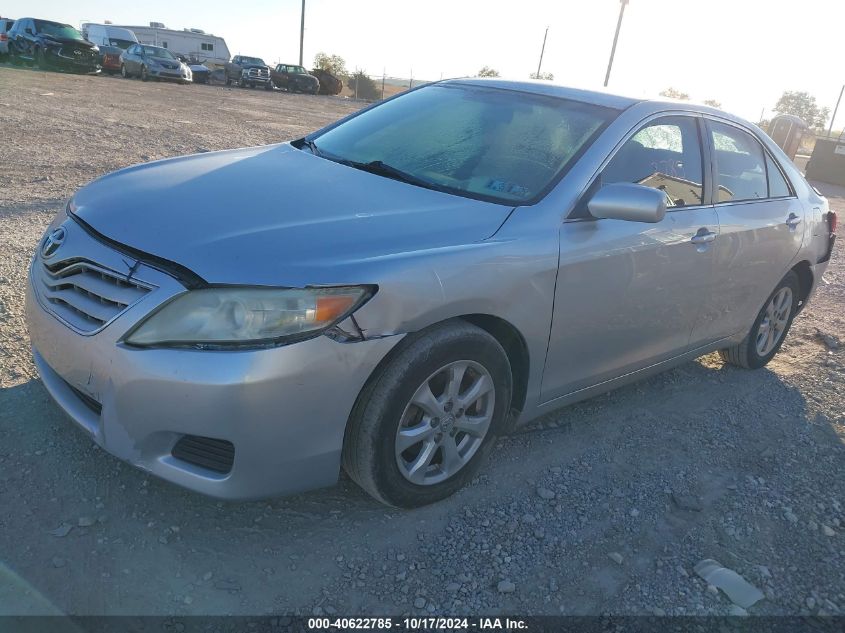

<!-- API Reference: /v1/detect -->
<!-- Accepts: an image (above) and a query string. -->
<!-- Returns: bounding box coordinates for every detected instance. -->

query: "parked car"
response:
[311,68,343,95]
[120,44,191,83]
[177,54,209,84]
[7,18,99,73]
[271,63,319,94]
[224,54,271,89]
[0,18,15,60]
[81,23,137,74]
[26,80,836,507]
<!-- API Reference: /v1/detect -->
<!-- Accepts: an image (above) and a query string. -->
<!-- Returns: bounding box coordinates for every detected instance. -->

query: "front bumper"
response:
[25,215,401,500]
[46,46,100,73]
[149,67,190,82]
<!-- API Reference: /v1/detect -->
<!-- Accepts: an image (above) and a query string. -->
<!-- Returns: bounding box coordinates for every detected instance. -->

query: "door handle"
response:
[690,229,717,245]
[786,213,802,228]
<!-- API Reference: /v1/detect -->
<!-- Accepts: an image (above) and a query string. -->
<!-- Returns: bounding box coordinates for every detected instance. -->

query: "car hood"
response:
[242,63,269,70]
[43,36,95,49]
[71,144,513,286]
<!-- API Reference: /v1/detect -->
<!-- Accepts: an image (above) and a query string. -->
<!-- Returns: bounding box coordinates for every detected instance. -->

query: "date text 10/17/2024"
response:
[307,617,529,630]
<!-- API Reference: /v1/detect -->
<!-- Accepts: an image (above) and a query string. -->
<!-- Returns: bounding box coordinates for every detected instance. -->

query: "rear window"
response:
[313,84,617,205]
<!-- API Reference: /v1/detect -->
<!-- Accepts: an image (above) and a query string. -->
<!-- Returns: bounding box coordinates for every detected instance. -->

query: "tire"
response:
[140,65,148,82]
[226,77,232,86]
[264,81,273,91]
[120,63,129,78]
[10,48,21,66]
[719,271,800,369]
[342,320,512,508]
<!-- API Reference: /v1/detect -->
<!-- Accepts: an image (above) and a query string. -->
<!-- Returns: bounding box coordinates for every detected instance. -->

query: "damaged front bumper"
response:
[25,216,402,500]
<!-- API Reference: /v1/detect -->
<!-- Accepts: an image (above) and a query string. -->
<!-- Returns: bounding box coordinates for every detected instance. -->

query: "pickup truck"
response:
[225,55,272,89]
[271,63,319,94]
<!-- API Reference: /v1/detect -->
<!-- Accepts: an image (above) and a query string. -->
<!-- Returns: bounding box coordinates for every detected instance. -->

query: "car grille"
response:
[172,435,235,474]
[35,258,153,333]
[246,67,269,79]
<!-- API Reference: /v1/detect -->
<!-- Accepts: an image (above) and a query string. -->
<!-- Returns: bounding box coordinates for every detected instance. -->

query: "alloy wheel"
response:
[395,360,495,486]
[756,286,793,356]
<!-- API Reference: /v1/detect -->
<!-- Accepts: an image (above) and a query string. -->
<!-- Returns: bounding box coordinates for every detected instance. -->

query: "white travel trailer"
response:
[112,22,230,67]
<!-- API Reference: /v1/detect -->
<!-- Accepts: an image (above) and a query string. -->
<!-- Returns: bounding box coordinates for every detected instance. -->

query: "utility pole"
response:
[828,85,844,138]
[603,0,629,87]
[299,0,305,67]
[535,26,548,79]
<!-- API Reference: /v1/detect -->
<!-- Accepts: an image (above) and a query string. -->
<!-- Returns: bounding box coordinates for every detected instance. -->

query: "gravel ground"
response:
[1,66,844,617]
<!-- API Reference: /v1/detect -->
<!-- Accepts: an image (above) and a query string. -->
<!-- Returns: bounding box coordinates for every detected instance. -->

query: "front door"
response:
[696,119,805,342]
[541,115,719,402]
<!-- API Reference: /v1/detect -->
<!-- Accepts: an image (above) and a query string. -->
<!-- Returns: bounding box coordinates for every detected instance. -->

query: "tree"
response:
[476,66,500,78]
[313,52,347,78]
[659,87,689,101]
[347,70,380,101]
[773,90,829,130]
[529,71,554,81]
[703,99,722,108]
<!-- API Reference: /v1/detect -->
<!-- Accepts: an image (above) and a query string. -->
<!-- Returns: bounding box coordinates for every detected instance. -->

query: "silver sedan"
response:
[26,79,836,507]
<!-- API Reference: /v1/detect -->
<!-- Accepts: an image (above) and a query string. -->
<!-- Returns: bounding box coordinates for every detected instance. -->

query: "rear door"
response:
[541,114,720,401]
[695,119,805,342]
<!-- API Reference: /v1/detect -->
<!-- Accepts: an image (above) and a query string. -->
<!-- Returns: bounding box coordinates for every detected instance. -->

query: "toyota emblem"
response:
[41,227,66,259]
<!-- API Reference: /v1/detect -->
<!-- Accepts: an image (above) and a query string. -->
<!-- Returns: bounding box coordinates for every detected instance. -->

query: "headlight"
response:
[124,286,374,348]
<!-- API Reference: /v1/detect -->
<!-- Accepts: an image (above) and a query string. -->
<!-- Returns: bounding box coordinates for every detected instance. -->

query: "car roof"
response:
[440,78,750,125]
[443,78,641,110]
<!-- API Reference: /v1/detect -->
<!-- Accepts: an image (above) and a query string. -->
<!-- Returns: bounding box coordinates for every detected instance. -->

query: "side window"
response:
[602,116,704,208]
[766,154,792,198]
[709,121,767,202]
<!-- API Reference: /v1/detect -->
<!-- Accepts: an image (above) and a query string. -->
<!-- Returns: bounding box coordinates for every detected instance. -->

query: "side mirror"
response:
[587,182,668,223]
[25,27,33,35]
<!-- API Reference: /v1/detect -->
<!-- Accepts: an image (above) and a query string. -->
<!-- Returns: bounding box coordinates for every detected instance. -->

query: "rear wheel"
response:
[342,320,512,507]
[719,271,799,369]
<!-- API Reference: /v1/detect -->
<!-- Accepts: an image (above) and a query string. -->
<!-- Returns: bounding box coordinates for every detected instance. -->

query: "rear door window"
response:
[602,116,705,208]
[709,121,767,202]
[766,154,792,198]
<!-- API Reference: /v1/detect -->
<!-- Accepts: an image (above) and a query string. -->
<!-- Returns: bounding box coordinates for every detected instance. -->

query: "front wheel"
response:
[342,320,512,508]
[719,271,799,369]
[120,63,129,78]
[140,65,148,81]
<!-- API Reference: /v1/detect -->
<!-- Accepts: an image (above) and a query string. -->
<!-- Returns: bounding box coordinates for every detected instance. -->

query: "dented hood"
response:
[71,144,513,285]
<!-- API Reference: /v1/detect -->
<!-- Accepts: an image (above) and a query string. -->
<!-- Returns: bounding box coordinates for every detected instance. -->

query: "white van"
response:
[81,23,138,50]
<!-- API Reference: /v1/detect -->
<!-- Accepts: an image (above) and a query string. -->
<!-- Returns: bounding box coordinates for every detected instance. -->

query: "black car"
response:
[271,63,320,94]
[7,18,99,73]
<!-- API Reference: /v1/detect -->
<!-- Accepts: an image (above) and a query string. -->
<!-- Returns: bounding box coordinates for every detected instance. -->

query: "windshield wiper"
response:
[349,160,445,193]
[301,138,322,157]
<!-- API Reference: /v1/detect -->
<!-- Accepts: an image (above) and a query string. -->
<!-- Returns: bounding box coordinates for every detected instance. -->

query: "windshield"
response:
[240,56,266,65]
[141,46,176,60]
[108,38,136,49]
[290,66,307,74]
[312,84,616,204]
[34,20,85,41]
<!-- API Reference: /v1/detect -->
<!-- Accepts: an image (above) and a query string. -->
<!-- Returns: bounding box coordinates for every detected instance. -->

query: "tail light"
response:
[828,210,838,234]
[0,34,7,42]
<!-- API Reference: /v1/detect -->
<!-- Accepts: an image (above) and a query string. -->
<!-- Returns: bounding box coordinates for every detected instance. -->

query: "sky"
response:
[6,0,844,127]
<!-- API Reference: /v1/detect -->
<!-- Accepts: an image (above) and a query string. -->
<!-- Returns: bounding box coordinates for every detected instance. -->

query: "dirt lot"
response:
[1,65,844,618]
